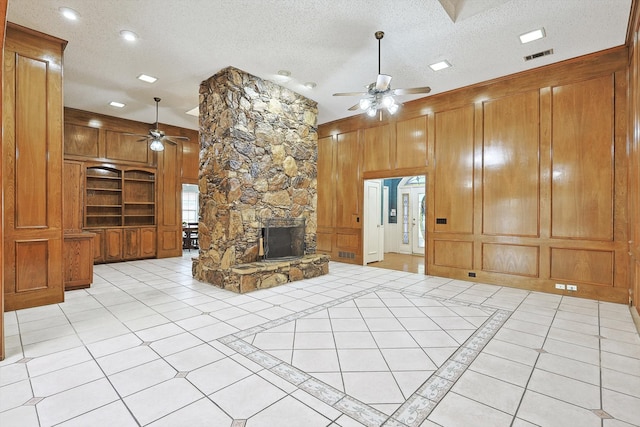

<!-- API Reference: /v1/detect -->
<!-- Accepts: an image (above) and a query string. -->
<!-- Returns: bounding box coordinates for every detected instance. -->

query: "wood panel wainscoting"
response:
[3,23,66,311]
[318,46,631,304]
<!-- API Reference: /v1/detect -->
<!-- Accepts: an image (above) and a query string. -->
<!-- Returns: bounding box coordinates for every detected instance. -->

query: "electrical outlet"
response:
[555,283,566,290]
[566,284,578,291]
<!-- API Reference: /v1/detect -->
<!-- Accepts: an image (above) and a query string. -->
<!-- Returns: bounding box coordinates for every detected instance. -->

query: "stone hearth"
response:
[193,66,328,292]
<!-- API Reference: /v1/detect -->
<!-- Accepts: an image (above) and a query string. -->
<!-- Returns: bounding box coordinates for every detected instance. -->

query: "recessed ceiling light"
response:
[185,106,199,117]
[304,82,317,89]
[120,30,138,42]
[59,7,80,21]
[109,101,125,108]
[278,70,291,77]
[429,60,452,71]
[520,28,546,44]
[137,74,157,83]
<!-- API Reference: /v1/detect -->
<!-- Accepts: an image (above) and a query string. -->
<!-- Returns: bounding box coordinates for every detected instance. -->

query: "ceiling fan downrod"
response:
[375,31,384,75]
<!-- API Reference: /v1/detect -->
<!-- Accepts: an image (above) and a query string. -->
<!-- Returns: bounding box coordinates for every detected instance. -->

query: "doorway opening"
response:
[364,176,426,274]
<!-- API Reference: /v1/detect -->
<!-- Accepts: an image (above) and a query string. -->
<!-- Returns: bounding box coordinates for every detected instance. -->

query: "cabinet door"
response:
[92,229,105,264]
[123,228,140,259]
[105,228,123,261]
[140,227,157,258]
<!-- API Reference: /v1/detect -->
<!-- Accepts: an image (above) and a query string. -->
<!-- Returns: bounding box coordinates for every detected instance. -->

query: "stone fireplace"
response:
[193,66,329,293]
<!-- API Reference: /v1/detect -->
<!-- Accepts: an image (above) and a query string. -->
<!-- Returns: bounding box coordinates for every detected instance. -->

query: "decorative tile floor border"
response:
[216,286,512,427]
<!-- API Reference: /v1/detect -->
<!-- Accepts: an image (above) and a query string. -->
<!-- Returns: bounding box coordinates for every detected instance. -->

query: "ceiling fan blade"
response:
[375,74,392,91]
[348,103,361,111]
[165,135,190,141]
[122,132,151,138]
[393,86,432,95]
[162,138,179,145]
[333,91,367,97]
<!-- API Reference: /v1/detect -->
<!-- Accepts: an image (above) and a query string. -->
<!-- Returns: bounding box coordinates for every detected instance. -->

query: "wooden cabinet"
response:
[3,24,66,311]
[63,233,95,290]
[83,163,157,263]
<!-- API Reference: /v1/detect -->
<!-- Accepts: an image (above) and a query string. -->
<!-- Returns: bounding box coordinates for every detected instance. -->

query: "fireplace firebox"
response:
[261,218,305,261]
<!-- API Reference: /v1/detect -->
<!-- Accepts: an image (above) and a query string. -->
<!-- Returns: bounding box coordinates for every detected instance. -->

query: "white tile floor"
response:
[1,253,640,426]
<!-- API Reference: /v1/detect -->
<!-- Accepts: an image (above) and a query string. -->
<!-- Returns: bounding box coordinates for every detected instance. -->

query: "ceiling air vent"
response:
[524,49,554,61]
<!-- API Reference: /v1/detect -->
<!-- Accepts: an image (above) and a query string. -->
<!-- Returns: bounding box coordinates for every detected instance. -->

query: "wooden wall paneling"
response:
[105,131,151,164]
[433,240,473,269]
[3,23,65,311]
[613,70,629,292]
[335,131,360,228]
[396,116,427,169]
[482,91,540,237]
[550,247,614,286]
[538,87,553,280]
[433,105,474,234]
[64,123,99,158]
[320,44,631,303]
[362,125,390,172]
[0,0,7,361]
[156,139,182,258]
[63,160,84,232]
[63,107,155,166]
[482,243,539,277]
[317,136,335,229]
[182,138,199,183]
[551,76,614,241]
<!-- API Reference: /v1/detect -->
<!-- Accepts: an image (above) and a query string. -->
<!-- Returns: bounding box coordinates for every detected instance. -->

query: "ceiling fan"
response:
[333,31,431,119]
[126,97,189,151]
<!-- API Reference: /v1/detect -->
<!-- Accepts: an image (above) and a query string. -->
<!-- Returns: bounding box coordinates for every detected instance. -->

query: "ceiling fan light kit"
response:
[333,30,431,119]
[124,97,189,151]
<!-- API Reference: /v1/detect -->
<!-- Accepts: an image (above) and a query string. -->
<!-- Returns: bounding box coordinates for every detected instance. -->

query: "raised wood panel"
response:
[482,243,539,277]
[551,76,614,241]
[64,123,99,157]
[433,240,473,269]
[16,241,48,291]
[550,247,614,286]
[105,130,151,164]
[141,227,157,258]
[482,91,540,237]
[64,161,84,232]
[317,136,335,228]
[16,55,48,227]
[105,228,123,261]
[0,0,6,361]
[336,232,359,250]
[123,228,140,259]
[434,105,474,234]
[182,139,199,182]
[336,131,360,228]
[316,231,333,252]
[156,137,182,258]
[160,230,180,251]
[92,229,105,263]
[396,116,427,169]
[363,125,390,172]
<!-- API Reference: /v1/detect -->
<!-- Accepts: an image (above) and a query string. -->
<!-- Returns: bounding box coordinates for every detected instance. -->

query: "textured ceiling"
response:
[6,0,633,130]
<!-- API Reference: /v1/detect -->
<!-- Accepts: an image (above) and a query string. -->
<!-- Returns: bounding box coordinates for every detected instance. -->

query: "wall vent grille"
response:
[338,251,356,259]
[524,49,554,61]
